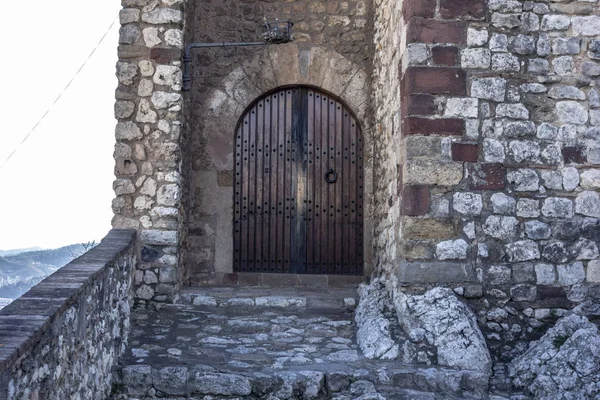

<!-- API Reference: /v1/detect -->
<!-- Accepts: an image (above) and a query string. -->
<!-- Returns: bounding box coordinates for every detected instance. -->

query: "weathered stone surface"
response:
[255,296,306,307]
[445,98,478,118]
[394,288,492,374]
[541,197,573,219]
[505,240,540,262]
[355,281,398,359]
[562,167,580,191]
[453,192,483,216]
[509,314,600,399]
[153,366,187,395]
[557,262,585,286]
[492,53,520,71]
[580,169,600,189]
[471,78,506,102]
[556,101,589,125]
[572,16,600,36]
[141,8,183,24]
[436,239,468,260]
[507,169,539,191]
[525,221,551,240]
[115,121,143,140]
[189,372,252,396]
[541,15,570,31]
[461,48,491,69]
[535,263,556,285]
[483,138,505,162]
[491,193,516,215]
[483,216,518,240]
[575,191,600,218]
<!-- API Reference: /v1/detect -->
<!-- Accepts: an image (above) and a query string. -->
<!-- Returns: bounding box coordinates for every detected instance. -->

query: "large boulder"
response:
[355,280,399,359]
[509,313,600,399]
[394,287,492,375]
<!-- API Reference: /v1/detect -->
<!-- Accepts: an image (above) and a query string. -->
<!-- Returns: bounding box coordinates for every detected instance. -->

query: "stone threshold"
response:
[204,272,368,287]
[178,285,359,310]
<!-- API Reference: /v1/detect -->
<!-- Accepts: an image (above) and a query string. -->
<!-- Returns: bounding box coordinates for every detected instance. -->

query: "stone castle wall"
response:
[0,230,135,399]
[112,0,185,304]
[111,0,600,373]
[371,0,600,369]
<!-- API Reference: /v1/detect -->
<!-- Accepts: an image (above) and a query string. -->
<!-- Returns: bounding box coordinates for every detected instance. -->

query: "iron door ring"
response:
[325,169,337,184]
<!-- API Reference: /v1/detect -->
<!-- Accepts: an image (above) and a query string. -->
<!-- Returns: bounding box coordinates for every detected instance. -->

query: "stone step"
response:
[178,286,358,310]
[111,364,488,399]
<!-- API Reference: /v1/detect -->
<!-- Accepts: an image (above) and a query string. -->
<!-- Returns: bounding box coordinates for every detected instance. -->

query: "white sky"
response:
[0,1,122,250]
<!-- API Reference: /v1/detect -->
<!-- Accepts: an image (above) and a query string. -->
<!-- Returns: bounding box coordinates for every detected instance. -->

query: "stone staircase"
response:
[110,286,499,399]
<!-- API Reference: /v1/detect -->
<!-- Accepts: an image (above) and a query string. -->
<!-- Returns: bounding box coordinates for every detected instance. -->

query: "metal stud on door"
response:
[234,87,363,275]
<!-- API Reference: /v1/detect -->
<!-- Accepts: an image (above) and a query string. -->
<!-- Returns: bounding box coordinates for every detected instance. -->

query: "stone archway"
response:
[185,44,373,284]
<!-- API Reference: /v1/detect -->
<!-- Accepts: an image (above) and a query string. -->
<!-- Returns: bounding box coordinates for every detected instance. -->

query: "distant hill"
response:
[0,243,95,300]
[0,247,43,257]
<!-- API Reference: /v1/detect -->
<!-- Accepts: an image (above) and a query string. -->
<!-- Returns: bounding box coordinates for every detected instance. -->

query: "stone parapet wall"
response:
[112,0,185,303]
[373,0,600,369]
[0,230,135,399]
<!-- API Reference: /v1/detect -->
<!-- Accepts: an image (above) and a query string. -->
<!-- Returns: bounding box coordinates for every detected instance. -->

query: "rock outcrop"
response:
[509,313,600,399]
[394,287,492,375]
[355,280,399,359]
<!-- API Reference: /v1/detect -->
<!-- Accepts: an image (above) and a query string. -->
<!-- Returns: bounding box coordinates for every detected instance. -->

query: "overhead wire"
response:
[0,14,119,172]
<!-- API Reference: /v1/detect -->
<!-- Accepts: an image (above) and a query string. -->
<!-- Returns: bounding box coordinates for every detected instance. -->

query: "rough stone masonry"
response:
[372,0,600,377]
[112,0,600,380]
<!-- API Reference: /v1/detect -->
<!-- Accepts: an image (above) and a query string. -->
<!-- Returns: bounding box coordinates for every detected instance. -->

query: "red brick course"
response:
[401,185,430,216]
[439,0,487,20]
[407,18,467,45]
[431,46,459,66]
[403,117,465,136]
[452,143,479,162]
[402,67,467,96]
[402,0,437,19]
[469,164,506,190]
[402,94,437,116]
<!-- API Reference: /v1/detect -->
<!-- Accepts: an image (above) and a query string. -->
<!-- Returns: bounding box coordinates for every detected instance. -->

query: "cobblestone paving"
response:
[112,288,512,399]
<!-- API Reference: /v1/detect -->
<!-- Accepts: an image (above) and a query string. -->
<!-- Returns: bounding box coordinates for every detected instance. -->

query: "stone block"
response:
[188,372,252,396]
[510,284,537,302]
[403,217,456,240]
[123,365,152,396]
[557,262,585,286]
[575,191,600,218]
[453,192,483,216]
[403,67,467,96]
[402,94,437,116]
[440,0,486,19]
[535,263,556,285]
[400,185,430,216]
[153,366,187,395]
[432,46,459,66]
[451,143,478,162]
[505,240,540,263]
[404,241,435,260]
[587,260,600,283]
[436,239,468,260]
[471,78,506,102]
[405,136,442,159]
[487,265,511,285]
[404,160,464,186]
[562,147,587,164]
[402,0,437,19]
[396,261,478,283]
[403,117,465,136]
[407,18,467,45]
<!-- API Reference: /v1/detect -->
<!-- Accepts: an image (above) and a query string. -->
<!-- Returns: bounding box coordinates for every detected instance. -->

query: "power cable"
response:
[0,15,119,172]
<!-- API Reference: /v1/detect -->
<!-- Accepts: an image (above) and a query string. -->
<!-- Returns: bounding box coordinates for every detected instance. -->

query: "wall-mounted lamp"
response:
[182,19,294,92]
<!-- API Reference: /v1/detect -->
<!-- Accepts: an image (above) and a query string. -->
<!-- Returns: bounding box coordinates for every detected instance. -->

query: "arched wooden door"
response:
[233,86,363,275]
